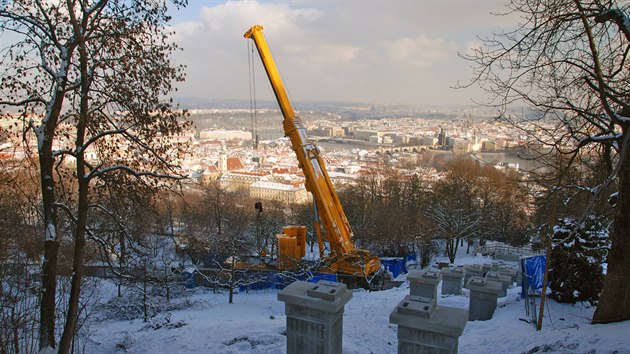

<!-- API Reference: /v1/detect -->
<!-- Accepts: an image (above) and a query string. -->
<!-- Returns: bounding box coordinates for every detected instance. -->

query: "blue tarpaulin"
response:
[308,273,338,283]
[182,270,195,289]
[238,272,338,292]
[521,255,546,297]
[380,258,408,279]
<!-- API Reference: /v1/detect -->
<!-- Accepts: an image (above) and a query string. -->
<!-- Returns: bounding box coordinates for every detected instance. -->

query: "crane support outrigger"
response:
[244,25,381,284]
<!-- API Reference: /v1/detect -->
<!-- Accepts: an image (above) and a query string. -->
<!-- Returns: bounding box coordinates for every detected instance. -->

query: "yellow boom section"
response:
[244,25,356,257]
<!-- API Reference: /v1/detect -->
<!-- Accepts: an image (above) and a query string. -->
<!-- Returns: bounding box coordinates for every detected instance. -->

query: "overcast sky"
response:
[168,0,518,106]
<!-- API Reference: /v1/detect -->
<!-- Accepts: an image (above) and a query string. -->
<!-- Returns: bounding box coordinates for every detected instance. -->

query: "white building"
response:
[199,130,252,141]
[249,181,310,204]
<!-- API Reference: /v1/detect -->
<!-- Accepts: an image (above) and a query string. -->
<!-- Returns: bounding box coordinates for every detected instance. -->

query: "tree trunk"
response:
[39,239,58,350]
[36,42,75,351]
[593,140,630,323]
[57,179,88,353]
[38,119,61,351]
[119,230,126,298]
[58,37,90,352]
[12,306,19,353]
[229,257,235,304]
[447,238,457,263]
[143,274,148,322]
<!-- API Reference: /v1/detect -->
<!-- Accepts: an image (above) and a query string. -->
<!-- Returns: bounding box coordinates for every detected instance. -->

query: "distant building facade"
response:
[199,130,252,141]
[219,172,267,192]
[249,181,310,204]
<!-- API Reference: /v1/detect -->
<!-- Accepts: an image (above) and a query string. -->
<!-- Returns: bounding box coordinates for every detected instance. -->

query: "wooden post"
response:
[536,236,552,330]
[537,187,558,330]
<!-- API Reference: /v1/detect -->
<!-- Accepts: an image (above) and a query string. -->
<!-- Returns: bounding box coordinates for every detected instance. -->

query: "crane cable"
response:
[248,40,258,150]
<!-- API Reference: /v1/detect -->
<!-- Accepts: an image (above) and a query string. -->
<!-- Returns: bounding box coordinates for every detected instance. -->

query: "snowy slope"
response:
[85,253,630,353]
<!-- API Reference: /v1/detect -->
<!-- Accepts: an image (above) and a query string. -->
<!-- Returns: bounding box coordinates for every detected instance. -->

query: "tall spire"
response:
[219,141,228,173]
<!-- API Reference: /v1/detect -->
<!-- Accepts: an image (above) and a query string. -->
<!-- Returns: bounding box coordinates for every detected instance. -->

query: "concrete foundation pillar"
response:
[481,263,492,275]
[278,280,352,354]
[490,261,504,271]
[407,270,442,299]
[440,267,466,295]
[389,295,468,354]
[498,267,518,284]
[466,276,503,321]
[463,265,482,288]
[485,271,512,297]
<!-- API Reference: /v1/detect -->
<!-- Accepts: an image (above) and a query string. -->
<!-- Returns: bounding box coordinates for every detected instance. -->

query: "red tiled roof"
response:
[227,157,243,171]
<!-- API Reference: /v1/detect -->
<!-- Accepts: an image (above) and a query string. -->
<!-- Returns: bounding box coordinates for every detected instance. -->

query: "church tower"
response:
[219,141,228,173]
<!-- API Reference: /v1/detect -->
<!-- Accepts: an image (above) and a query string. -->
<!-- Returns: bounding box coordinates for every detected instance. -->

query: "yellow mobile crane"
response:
[244,25,381,284]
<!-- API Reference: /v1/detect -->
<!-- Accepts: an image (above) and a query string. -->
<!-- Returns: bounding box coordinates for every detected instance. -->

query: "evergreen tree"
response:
[550,216,610,305]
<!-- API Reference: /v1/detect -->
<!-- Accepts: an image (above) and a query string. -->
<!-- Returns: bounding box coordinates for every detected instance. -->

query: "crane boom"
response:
[244,25,380,278]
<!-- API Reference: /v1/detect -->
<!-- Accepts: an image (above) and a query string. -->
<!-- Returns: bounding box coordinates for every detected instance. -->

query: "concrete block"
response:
[466,277,503,321]
[390,295,468,354]
[494,253,521,262]
[278,280,352,354]
[485,271,512,297]
[396,296,436,319]
[407,269,442,299]
[307,281,346,301]
[497,267,518,284]
[440,267,465,295]
[463,265,483,288]
[491,261,505,271]
[481,263,492,274]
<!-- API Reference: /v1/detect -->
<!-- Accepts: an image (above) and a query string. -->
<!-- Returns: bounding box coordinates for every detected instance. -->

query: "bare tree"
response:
[463,0,629,323]
[0,0,189,350]
[424,196,480,264]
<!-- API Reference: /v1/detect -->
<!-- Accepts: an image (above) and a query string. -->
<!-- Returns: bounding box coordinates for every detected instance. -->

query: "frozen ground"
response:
[85,251,630,354]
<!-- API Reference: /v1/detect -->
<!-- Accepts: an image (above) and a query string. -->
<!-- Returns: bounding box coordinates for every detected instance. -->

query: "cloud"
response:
[284,44,360,68]
[174,1,321,40]
[170,1,321,100]
[382,35,458,68]
[169,0,516,105]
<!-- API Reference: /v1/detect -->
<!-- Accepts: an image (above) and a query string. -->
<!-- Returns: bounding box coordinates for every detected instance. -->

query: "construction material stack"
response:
[276,226,307,271]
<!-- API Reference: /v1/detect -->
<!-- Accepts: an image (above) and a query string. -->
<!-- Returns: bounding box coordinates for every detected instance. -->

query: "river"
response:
[257,131,540,172]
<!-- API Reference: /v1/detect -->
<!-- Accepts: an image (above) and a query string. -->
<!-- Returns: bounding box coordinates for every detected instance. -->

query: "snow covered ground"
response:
[85,252,630,354]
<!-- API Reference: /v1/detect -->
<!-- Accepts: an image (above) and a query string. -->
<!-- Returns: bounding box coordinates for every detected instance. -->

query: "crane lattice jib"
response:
[244,25,356,257]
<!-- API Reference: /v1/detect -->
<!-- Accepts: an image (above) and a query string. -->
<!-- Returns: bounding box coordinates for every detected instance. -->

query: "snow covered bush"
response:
[549,216,610,305]
[97,282,196,322]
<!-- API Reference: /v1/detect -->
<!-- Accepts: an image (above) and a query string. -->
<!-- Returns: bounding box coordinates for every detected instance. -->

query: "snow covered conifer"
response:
[549,216,610,305]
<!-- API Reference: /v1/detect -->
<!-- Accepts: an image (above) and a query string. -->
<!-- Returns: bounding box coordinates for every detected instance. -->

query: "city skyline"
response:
[169,0,519,107]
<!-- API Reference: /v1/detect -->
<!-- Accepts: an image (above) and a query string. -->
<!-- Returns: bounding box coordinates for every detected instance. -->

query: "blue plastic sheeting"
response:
[308,273,338,283]
[182,271,195,289]
[521,255,546,297]
[405,252,418,264]
[238,272,336,292]
[380,258,408,279]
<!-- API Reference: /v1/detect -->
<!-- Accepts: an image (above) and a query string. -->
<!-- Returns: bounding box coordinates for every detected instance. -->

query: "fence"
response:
[474,243,542,261]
